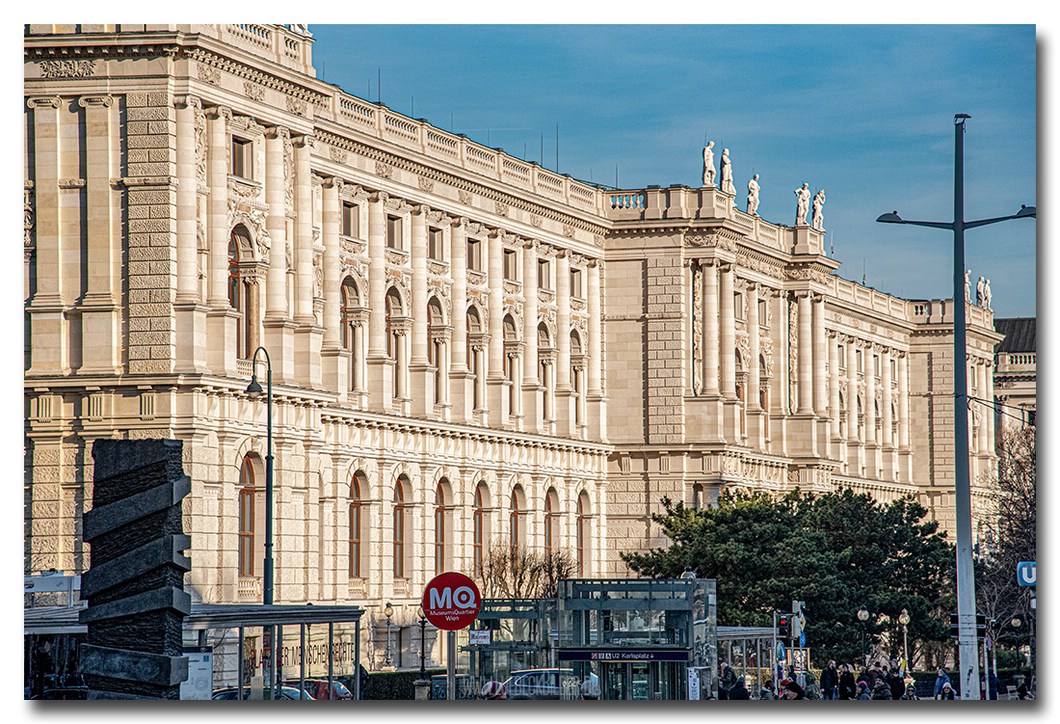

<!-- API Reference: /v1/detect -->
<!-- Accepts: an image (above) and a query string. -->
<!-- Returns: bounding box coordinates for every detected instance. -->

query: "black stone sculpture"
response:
[79,439,191,699]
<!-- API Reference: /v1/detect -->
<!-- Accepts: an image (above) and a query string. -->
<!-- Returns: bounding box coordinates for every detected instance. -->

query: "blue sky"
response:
[310,24,1037,318]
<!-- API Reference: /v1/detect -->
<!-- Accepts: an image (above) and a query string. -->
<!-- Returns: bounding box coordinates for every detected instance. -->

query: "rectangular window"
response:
[467,238,482,272]
[758,299,767,324]
[874,355,882,377]
[570,268,583,298]
[386,216,402,250]
[891,359,897,378]
[231,137,252,179]
[856,349,864,374]
[734,291,745,320]
[538,259,551,290]
[838,345,846,369]
[428,228,444,261]
[341,201,359,237]
[503,248,519,281]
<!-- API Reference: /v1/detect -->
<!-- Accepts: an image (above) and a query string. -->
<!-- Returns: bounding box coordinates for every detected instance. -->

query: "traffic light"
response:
[778,613,790,639]
[792,601,806,642]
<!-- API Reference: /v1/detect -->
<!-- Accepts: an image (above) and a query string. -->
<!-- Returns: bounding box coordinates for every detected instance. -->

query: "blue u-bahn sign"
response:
[1016,561,1036,587]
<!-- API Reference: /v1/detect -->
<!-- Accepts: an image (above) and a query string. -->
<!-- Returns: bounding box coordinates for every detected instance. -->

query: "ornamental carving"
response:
[243,80,265,101]
[562,224,575,239]
[330,146,348,164]
[495,201,509,217]
[759,339,774,378]
[193,102,208,192]
[571,298,587,313]
[285,95,307,116]
[228,177,262,203]
[385,249,408,266]
[197,63,221,85]
[686,229,737,252]
[737,252,782,279]
[593,234,604,247]
[503,280,521,296]
[228,200,270,264]
[340,235,366,260]
[285,238,293,272]
[39,59,96,78]
[283,131,295,211]
[785,266,829,284]
[24,184,34,252]
[376,161,393,179]
[419,176,435,192]
[458,189,473,205]
[313,249,324,299]
[530,214,543,228]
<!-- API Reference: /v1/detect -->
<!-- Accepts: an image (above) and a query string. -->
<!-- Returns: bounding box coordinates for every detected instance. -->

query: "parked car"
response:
[282,678,352,700]
[503,668,577,700]
[211,685,315,700]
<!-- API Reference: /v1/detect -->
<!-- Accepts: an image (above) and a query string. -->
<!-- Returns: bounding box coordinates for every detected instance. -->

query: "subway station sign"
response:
[558,649,690,662]
[1017,561,1036,587]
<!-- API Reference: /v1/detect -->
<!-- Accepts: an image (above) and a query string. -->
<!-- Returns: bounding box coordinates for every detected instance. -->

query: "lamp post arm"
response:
[964,214,1032,230]
[887,219,955,230]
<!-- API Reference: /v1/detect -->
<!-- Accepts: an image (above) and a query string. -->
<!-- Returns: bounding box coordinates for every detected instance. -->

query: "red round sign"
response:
[422,572,481,631]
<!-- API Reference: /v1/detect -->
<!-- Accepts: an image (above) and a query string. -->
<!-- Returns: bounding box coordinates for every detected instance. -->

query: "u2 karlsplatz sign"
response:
[422,572,481,630]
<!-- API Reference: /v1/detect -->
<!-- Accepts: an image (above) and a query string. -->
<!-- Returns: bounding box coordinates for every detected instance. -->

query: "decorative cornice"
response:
[38,59,97,78]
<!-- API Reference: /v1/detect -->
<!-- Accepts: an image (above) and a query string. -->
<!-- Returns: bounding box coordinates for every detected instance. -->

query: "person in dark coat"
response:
[781,680,806,700]
[718,662,737,700]
[838,664,857,700]
[729,676,751,700]
[900,683,919,700]
[933,668,951,699]
[820,660,839,700]
[855,680,871,700]
[871,677,893,699]
[887,666,906,700]
[938,681,956,700]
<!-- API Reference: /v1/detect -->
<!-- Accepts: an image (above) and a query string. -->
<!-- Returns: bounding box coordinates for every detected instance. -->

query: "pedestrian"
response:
[900,683,919,700]
[933,668,951,699]
[871,677,893,699]
[855,680,871,700]
[838,664,857,700]
[887,665,905,700]
[820,660,839,700]
[579,677,600,700]
[357,663,369,700]
[781,680,806,700]
[729,676,751,700]
[718,662,737,700]
[1016,682,1032,700]
[480,680,508,700]
[938,682,956,700]
[759,688,776,700]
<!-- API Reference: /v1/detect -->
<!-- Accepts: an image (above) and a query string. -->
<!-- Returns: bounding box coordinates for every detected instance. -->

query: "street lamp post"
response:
[418,606,428,677]
[857,606,870,670]
[877,115,1036,698]
[383,602,394,668]
[245,346,275,605]
[898,609,911,673]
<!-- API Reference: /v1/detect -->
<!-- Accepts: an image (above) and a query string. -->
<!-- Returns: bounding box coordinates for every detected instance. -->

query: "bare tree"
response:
[479,538,577,599]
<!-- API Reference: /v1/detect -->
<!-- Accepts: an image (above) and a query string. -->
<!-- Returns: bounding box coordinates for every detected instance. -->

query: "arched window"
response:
[434,480,449,575]
[691,482,704,511]
[467,307,483,409]
[228,228,256,359]
[385,287,402,359]
[472,484,487,577]
[543,488,559,558]
[576,491,591,576]
[349,472,364,578]
[341,278,362,392]
[509,485,525,549]
[393,479,407,578]
[238,455,256,577]
[428,298,446,404]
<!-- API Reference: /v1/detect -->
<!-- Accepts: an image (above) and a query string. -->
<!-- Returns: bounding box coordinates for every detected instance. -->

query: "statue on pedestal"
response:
[976,276,986,306]
[983,279,992,310]
[812,188,826,230]
[747,174,760,216]
[794,183,810,225]
[702,141,716,187]
[965,269,972,302]
[720,148,735,194]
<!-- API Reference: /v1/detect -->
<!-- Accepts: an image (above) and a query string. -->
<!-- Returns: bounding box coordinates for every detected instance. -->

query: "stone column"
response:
[898,351,910,481]
[586,258,606,442]
[555,250,573,435]
[813,295,827,415]
[449,218,470,422]
[78,95,122,374]
[984,360,996,454]
[845,339,858,444]
[26,96,66,375]
[206,107,231,309]
[746,282,762,445]
[486,230,507,425]
[865,345,878,477]
[410,205,431,417]
[174,96,210,374]
[366,192,389,411]
[796,292,813,414]
[521,239,540,433]
[320,177,349,398]
[262,126,293,381]
[702,260,720,395]
[719,263,736,398]
[293,134,321,388]
[882,347,895,480]
[977,360,990,455]
[828,331,841,440]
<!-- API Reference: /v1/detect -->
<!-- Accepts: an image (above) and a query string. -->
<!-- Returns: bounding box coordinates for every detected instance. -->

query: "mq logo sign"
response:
[422,571,481,630]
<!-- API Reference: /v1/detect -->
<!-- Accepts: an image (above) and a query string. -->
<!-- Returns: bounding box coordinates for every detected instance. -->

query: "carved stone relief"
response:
[39,59,96,78]
[788,297,798,413]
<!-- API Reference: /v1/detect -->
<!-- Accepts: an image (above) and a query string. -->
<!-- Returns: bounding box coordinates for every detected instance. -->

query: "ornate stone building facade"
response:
[24,24,1001,668]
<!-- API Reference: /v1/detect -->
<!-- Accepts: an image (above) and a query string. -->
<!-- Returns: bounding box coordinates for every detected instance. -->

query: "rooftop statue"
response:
[702,141,716,187]
[794,183,810,225]
[812,188,826,230]
[747,174,760,216]
[720,148,735,195]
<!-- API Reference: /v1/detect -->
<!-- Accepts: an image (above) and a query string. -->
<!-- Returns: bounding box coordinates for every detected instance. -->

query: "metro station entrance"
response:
[600,660,683,700]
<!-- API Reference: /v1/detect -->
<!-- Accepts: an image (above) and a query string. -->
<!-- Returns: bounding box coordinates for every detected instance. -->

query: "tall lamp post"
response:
[418,606,428,677]
[857,606,870,669]
[877,114,1036,698]
[383,602,394,668]
[898,609,911,673]
[245,346,275,605]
